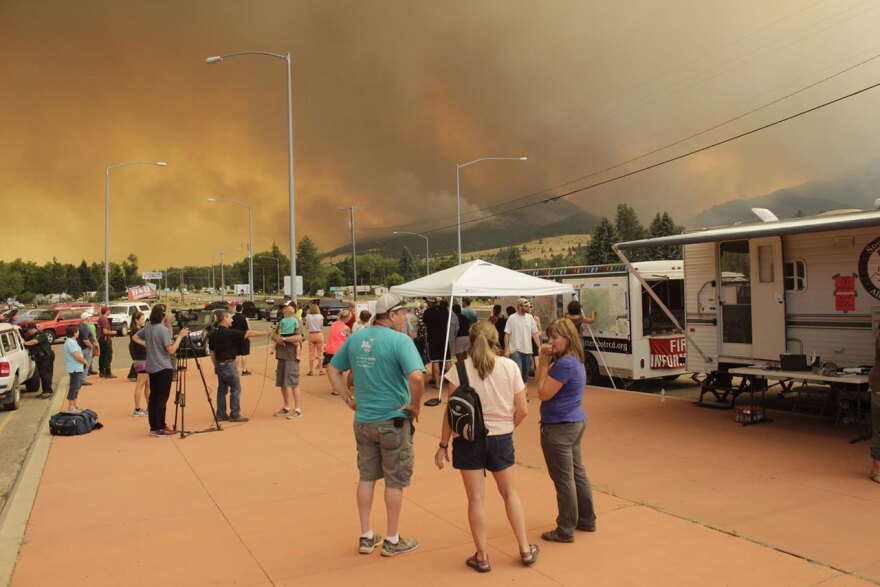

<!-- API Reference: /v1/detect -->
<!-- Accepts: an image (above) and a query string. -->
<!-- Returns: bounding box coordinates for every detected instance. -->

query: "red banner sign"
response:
[127,285,156,301]
[834,275,856,293]
[649,337,686,369]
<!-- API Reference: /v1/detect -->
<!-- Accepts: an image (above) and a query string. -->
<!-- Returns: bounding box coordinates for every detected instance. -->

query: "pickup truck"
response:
[0,323,40,410]
[268,299,349,326]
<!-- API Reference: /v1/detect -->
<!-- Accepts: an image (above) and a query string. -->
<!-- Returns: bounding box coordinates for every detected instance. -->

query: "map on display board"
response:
[573,277,629,338]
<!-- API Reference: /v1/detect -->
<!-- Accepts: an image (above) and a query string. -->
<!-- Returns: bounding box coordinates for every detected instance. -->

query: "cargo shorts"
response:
[354,419,415,489]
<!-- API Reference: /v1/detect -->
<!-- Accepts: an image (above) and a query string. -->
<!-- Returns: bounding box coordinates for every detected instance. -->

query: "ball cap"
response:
[374,293,416,314]
[517,297,530,306]
[80,311,92,319]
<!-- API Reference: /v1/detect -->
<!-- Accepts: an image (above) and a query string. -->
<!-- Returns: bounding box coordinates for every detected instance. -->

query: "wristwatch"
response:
[438,442,448,449]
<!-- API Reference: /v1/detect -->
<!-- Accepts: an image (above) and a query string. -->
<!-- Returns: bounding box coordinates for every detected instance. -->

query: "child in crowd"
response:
[279,303,303,362]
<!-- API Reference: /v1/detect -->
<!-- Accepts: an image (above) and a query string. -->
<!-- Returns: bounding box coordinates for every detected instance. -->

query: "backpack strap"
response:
[455,360,470,388]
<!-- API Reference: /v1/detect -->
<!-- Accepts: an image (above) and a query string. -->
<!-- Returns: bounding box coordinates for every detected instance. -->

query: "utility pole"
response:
[180,270,185,303]
[340,206,361,302]
[220,252,225,301]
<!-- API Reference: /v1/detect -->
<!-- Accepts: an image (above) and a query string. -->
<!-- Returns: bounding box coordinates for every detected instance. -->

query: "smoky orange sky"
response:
[4,0,880,271]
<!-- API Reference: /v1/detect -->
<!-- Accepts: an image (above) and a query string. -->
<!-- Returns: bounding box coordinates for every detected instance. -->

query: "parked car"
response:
[49,302,101,313]
[318,299,350,326]
[240,301,269,320]
[26,309,94,344]
[12,309,43,325]
[0,322,39,410]
[204,301,231,312]
[106,302,152,336]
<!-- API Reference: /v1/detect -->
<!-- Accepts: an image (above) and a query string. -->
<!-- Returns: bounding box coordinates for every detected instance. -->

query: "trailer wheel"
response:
[584,353,602,386]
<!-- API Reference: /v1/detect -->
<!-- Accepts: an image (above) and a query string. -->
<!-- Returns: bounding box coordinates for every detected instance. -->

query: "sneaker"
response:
[229,416,249,423]
[358,533,383,554]
[273,408,291,417]
[217,414,230,421]
[162,427,176,435]
[37,391,53,399]
[149,429,162,437]
[106,374,118,379]
[82,381,93,386]
[381,536,419,557]
[242,370,252,376]
[88,370,98,375]
[65,407,83,414]
[133,408,148,417]
[286,409,302,419]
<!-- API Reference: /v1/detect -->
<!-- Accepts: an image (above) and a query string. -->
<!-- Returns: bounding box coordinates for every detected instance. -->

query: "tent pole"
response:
[425,294,454,406]
[584,321,617,390]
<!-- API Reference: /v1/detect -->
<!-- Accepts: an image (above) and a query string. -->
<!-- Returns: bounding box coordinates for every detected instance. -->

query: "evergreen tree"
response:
[122,253,141,286]
[615,203,645,242]
[645,212,684,260]
[65,264,82,298]
[296,236,323,294]
[109,263,126,297]
[507,247,524,270]
[585,217,620,265]
[78,260,96,292]
[398,246,417,281]
[44,258,65,294]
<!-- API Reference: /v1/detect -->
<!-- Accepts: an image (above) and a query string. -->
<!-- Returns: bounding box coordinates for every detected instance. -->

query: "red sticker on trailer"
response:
[835,294,856,312]
[834,275,855,293]
[649,337,686,369]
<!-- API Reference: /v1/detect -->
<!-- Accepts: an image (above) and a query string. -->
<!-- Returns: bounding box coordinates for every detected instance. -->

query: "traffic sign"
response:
[142,271,163,280]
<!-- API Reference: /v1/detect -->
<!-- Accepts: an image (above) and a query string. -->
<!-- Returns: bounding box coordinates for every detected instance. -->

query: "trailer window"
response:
[642,279,684,334]
[783,260,806,292]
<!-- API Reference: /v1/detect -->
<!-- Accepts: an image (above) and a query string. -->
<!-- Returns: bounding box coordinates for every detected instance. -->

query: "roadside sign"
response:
[142,271,162,280]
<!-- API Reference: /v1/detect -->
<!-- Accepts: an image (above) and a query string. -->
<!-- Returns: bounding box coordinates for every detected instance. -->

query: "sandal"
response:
[466,553,491,573]
[318,370,326,376]
[520,544,539,566]
[307,371,314,376]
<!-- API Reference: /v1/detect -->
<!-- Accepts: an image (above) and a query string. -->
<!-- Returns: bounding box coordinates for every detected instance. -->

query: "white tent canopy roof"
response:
[390,259,574,298]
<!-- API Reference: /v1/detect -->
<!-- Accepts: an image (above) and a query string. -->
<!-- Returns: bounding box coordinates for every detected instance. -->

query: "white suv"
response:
[0,323,38,410]
[107,302,152,336]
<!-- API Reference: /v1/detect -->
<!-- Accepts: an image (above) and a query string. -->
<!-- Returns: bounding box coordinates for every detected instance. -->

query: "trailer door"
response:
[749,236,786,360]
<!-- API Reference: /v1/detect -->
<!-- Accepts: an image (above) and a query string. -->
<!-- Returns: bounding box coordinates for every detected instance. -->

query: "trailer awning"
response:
[616,209,880,250]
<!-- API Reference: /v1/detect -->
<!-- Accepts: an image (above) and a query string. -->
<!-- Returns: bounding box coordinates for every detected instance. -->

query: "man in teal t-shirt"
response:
[328,293,425,558]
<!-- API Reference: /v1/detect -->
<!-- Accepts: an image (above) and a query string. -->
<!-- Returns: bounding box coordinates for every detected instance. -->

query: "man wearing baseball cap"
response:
[327,293,425,557]
[77,311,96,386]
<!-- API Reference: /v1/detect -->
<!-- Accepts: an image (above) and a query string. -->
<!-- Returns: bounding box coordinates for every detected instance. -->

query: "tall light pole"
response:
[456,156,527,264]
[104,161,167,306]
[393,231,430,276]
[206,51,297,303]
[340,207,359,302]
[208,198,253,301]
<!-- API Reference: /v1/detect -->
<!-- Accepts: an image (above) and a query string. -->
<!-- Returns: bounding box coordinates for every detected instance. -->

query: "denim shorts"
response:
[452,433,515,472]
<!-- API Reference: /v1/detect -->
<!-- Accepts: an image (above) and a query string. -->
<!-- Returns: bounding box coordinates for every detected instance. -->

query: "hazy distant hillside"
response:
[328,199,598,258]
[689,172,880,228]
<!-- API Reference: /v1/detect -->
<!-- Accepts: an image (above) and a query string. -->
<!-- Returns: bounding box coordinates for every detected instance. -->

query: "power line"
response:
[366,49,880,235]
[416,76,880,235]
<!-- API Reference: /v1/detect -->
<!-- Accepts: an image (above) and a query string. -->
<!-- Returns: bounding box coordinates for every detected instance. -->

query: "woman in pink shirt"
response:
[322,309,351,394]
[435,321,537,573]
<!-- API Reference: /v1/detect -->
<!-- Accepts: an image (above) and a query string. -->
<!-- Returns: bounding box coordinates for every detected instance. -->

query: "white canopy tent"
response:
[391,259,574,405]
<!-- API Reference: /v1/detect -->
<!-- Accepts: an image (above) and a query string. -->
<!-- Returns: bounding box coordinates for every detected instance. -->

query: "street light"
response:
[208,198,253,301]
[206,51,297,303]
[456,156,527,264]
[393,231,430,276]
[105,161,167,305]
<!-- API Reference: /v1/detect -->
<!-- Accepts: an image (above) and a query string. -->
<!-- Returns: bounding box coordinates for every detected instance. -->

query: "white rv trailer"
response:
[613,209,880,396]
[521,261,688,385]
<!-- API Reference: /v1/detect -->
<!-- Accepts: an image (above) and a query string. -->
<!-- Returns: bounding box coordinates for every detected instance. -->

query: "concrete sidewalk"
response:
[6,345,880,586]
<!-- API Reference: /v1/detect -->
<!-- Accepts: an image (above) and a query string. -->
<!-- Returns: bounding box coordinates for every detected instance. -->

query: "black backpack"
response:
[447,361,487,442]
[49,409,103,436]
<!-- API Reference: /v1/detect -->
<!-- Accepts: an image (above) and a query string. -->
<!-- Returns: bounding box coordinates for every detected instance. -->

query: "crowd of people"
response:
[16,291,880,571]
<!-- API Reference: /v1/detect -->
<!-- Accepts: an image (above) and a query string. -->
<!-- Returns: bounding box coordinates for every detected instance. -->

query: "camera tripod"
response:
[172,341,223,439]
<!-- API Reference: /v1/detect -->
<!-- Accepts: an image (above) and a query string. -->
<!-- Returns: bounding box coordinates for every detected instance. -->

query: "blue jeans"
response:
[81,347,93,381]
[510,351,532,384]
[215,362,241,419]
